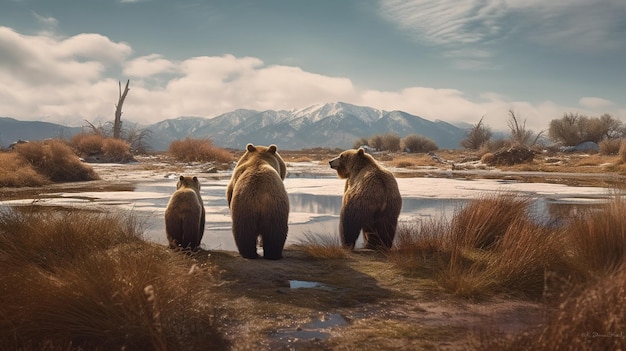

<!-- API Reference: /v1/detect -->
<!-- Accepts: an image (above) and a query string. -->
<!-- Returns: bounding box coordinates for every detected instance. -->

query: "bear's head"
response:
[240,143,287,180]
[176,175,201,192]
[329,148,373,179]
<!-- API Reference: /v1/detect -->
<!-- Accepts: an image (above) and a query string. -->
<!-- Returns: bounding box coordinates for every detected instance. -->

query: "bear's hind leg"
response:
[260,217,287,260]
[364,222,396,250]
[233,220,260,259]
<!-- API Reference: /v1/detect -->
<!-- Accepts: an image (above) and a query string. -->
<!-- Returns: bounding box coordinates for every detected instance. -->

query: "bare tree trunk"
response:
[114,80,130,139]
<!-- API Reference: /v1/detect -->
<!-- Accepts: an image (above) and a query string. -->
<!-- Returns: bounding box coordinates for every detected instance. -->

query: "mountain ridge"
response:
[1,102,468,150]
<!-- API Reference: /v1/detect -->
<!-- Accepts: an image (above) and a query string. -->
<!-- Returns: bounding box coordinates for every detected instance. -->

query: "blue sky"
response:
[1,0,625,131]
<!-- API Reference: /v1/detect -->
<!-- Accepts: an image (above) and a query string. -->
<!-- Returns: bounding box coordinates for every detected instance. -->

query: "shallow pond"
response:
[0,166,616,253]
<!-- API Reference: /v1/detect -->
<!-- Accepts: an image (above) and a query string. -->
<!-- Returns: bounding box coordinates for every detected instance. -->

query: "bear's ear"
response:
[192,176,198,182]
[268,144,277,153]
[357,148,365,155]
[246,143,256,152]
[179,175,185,181]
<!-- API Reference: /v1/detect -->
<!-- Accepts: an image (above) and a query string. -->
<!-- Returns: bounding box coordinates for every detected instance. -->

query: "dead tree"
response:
[113,79,130,139]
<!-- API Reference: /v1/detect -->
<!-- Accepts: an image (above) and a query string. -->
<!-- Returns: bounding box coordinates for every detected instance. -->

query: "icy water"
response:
[0,164,616,252]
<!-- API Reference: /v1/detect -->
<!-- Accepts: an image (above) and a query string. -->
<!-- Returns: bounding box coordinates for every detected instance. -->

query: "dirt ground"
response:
[194,247,544,350]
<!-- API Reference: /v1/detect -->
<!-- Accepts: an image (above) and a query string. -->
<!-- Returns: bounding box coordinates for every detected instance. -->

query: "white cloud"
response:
[579,97,614,109]
[379,0,626,65]
[0,27,622,133]
[123,54,177,77]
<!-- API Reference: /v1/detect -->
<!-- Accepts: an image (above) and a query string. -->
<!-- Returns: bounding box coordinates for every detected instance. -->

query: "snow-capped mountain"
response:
[146,102,467,151]
[0,102,469,151]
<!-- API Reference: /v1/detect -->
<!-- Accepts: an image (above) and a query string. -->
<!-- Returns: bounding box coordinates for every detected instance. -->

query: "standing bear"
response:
[165,175,205,251]
[329,148,402,250]
[226,144,289,259]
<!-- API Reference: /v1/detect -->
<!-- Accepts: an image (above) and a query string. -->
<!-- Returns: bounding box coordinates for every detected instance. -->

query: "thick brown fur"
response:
[226,144,289,259]
[329,148,402,250]
[165,175,205,250]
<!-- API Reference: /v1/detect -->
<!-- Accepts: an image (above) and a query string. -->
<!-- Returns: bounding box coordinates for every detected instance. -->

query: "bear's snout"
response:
[329,157,340,169]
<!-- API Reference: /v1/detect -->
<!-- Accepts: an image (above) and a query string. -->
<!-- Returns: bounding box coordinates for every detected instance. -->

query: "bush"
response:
[0,152,50,187]
[401,134,438,153]
[168,138,233,163]
[15,140,99,182]
[599,138,622,155]
[70,133,105,156]
[102,138,133,163]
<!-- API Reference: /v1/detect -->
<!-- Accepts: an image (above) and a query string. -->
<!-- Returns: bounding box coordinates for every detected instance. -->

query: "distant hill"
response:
[0,117,82,148]
[1,102,470,151]
[145,102,468,151]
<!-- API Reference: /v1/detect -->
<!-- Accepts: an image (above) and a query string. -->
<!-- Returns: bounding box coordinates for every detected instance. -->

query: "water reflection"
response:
[0,175,616,253]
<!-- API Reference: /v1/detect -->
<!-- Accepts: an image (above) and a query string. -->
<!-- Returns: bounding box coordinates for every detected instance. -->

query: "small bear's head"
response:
[329,148,372,179]
[240,143,286,180]
[176,175,201,192]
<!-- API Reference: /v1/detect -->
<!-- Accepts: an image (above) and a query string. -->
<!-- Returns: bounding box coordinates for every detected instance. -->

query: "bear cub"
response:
[165,175,205,251]
[329,148,402,250]
[226,144,289,259]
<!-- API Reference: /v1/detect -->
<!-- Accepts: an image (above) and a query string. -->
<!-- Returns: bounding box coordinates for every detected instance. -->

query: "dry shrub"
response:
[295,232,350,259]
[15,140,99,182]
[0,152,50,187]
[478,138,511,155]
[480,152,494,164]
[598,138,622,155]
[71,132,105,156]
[389,219,450,273]
[102,137,133,162]
[477,265,626,351]
[567,196,626,276]
[0,207,227,350]
[169,138,233,163]
[450,192,533,249]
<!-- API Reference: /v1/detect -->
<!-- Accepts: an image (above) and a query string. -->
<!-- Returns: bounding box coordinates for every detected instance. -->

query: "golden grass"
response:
[15,139,99,183]
[0,152,50,187]
[0,207,227,350]
[390,193,626,300]
[567,195,626,276]
[475,264,626,351]
[70,133,133,162]
[168,137,234,163]
[294,232,350,259]
[450,192,533,250]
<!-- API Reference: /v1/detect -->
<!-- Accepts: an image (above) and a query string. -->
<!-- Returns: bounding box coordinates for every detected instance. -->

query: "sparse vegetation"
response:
[168,137,234,163]
[461,116,492,150]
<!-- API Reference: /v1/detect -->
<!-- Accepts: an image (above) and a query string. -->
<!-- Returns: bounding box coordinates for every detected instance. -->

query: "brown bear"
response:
[226,144,289,259]
[164,175,205,250]
[329,148,402,250]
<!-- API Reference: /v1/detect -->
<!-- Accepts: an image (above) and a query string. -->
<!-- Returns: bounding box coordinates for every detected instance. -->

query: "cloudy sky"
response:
[1,0,625,131]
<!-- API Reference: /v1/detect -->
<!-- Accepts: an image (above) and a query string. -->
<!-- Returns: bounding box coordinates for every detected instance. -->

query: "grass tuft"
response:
[15,139,99,182]
[168,137,233,163]
[294,232,350,259]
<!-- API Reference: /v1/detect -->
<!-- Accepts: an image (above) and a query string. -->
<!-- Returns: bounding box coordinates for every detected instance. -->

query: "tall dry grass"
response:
[70,133,133,162]
[295,232,350,259]
[567,196,626,276]
[14,139,99,182]
[168,138,233,163]
[0,152,50,187]
[476,264,626,351]
[391,192,585,299]
[0,207,227,350]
